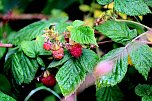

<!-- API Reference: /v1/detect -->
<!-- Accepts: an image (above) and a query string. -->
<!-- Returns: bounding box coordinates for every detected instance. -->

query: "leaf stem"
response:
[115,19,152,31]
[24,86,61,101]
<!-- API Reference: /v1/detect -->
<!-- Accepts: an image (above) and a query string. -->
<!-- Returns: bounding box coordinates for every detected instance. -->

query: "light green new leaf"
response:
[114,0,151,16]
[48,51,72,68]
[129,42,152,79]
[0,91,16,101]
[96,47,128,88]
[96,86,124,101]
[96,0,113,5]
[21,36,51,58]
[5,52,39,84]
[71,26,97,46]
[0,47,6,59]
[56,49,99,96]
[96,20,137,45]
[72,20,84,27]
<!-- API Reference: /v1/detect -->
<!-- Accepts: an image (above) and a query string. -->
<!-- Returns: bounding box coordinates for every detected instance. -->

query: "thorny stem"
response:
[0,14,49,20]
[115,19,152,31]
[24,86,61,101]
[0,43,13,48]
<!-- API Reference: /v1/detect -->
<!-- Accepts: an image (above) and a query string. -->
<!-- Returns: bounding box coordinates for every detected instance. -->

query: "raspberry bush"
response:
[0,0,152,101]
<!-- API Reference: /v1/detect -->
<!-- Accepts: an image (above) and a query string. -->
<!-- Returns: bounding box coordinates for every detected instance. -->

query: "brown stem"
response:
[0,14,49,20]
[0,43,13,48]
[98,40,113,45]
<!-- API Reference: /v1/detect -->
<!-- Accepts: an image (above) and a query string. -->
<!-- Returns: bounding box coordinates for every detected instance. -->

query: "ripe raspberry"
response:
[69,44,82,58]
[52,47,64,60]
[41,74,56,86]
[43,42,51,50]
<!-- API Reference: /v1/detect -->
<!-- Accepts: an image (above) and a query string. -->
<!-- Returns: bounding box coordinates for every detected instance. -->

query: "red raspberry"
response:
[41,74,56,86]
[69,44,82,58]
[43,42,51,50]
[52,47,64,60]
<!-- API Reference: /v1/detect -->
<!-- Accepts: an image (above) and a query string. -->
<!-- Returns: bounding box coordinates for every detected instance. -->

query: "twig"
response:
[0,43,13,48]
[115,19,152,31]
[98,40,113,45]
[0,14,49,20]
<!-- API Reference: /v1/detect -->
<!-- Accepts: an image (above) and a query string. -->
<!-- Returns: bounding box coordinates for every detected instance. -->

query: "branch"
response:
[98,40,113,45]
[115,19,152,31]
[0,13,49,20]
[0,43,13,48]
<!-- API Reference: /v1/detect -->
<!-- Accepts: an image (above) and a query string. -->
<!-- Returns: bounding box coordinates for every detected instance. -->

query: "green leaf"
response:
[0,47,6,59]
[12,20,51,45]
[48,51,72,68]
[96,47,128,88]
[0,91,16,101]
[56,49,99,96]
[0,74,11,94]
[144,0,152,8]
[135,84,152,97]
[21,36,51,58]
[95,20,137,45]
[142,96,152,101]
[55,22,70,34]
[96,86,124,101]
[72,20,84,27]
[11,17,68,45]
[96,0,113,5]
[71,26,97,45]
[37,57,45,67]
[129,42,152,79]
[114,0,151,16]
[5,52,39,84]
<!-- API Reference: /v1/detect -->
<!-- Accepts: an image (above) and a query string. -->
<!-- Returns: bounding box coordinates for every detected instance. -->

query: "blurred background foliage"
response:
[0,0,152,101]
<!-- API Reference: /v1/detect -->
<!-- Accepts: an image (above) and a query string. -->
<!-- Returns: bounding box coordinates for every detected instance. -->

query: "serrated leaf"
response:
[144,0,152,8]
[71,26,97,45]
[96,0,113,5]
[55,22,70,34]
[114,0,151,16]
[0,91,16,101]
[96,86,124,101]
[21,36,51,58]
[96,47,128,88]
[12,17,68,45]
[95,20,137,45]
[135,84,151,97]
[0,47,6,59]
[12,20,52,45]
[142,96,152,101]
[5,52,39,84]
[129,42,152,79]
[72,20,84,27]
[56,49,99,96]
[48,51,72,68]
[37,57,45,67]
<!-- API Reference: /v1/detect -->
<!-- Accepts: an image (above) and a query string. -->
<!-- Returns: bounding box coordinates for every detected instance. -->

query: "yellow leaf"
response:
[84,17,94,27]
[79,4,90,12]
[94,10,105,18]
[128,55,133,66]
[103,2,114,9]
[118,13,127,19]
[138,16,143,21]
